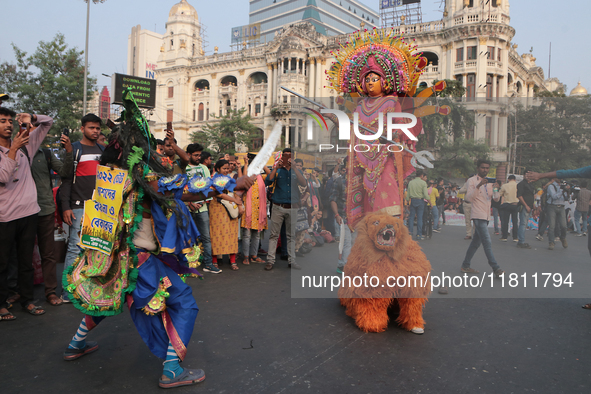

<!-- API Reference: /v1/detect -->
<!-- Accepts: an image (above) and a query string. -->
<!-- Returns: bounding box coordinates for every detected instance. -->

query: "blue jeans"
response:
[492,207,500,232]
[337,221,357,270]
[574,210,588,234]
[408,198,425,237]
[333,218,341,238]
[517,208,530,244]
[547,204,567,242]
[192,211,212,267]
[431,205,439,230]
[461,219,500,272]
[63,208,84,298]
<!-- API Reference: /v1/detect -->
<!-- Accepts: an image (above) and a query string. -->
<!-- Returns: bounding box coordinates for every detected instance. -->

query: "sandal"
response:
[159,368,205,389]
[242,258,250,265]
[24,304,45,316]
[582,304,591,310]
[47,293,63,306]
[250,255,264,263]
[7,293,20,304]
[63,341,99,361]
[231,263,239,270]
[0,311,16,321]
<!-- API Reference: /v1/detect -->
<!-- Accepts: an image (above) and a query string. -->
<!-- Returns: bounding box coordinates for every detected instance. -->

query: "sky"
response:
[1,0,590,95]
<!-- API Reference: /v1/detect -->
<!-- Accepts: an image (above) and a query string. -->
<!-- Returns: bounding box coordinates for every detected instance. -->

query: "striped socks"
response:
[68,315,104,349]
[162,342,184,379]
[68,317,90,349]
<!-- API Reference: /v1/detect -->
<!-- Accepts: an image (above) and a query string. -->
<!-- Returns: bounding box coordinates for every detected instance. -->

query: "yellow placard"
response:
[79,166,128,255]
[79,200,118,254]
[95,165,128,216]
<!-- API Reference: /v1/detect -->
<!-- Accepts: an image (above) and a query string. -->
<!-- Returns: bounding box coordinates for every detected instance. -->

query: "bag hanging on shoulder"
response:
[295,207,310,232]
[220,192,241,219]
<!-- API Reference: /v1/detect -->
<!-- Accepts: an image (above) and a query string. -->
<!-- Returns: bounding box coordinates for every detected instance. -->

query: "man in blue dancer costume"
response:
[62,89,255,389]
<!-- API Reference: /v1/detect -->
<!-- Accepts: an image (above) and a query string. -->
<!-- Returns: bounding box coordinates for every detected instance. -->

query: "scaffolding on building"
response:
[380,0,423,28]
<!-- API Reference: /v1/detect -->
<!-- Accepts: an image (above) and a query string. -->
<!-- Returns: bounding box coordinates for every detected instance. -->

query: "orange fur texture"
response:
[338,214,431,333]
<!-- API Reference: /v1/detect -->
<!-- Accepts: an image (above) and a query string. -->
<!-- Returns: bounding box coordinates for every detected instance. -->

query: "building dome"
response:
[169,0,198,21]
[570,82,588,96]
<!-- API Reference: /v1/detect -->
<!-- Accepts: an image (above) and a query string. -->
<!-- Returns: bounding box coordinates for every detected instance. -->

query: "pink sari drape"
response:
[244,175,267,230]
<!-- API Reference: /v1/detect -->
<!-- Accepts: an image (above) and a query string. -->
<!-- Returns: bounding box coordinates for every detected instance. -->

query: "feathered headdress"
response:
[327,29,428,97]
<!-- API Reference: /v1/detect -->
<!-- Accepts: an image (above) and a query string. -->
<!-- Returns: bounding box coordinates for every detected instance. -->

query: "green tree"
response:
[191,108,259,155]
[0,33,96,141]
[417,79,490,178]
[514,95,591,174]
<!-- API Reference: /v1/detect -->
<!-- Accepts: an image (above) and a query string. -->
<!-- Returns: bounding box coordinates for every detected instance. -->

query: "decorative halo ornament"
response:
[326,29,428,97]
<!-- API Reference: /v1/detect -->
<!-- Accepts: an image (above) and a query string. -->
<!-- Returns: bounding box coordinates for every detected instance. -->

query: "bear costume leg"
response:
[395,298,426,331]
[342,298,392,333]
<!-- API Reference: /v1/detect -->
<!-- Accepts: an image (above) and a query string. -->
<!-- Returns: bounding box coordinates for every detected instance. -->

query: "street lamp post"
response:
[82,0,106,115]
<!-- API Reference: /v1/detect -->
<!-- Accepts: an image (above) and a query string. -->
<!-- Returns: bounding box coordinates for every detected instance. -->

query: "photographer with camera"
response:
[0,109,53,320]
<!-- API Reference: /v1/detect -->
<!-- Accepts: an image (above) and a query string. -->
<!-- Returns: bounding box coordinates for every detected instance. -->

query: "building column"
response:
[498,114,508,150]
[492,73,497,101]
[274,60,280,104]
[491,112,499,146]
[309,58,316,98]
[475,112,486,141]
[297,58,301,74]
[267,64,274,107]
[315,58,323,100]
[476,37,488,99]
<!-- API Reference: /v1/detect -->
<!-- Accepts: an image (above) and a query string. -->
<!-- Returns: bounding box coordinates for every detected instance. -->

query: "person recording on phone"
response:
[162,123,189,175]
[0,109,54,319]
[60,113,104,303]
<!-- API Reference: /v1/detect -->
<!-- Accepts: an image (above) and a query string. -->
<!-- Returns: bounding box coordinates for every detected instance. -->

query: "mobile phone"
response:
[166,122,172,131]
[20,122,29,131]
[61,128,69,147]
[486,177,496,184]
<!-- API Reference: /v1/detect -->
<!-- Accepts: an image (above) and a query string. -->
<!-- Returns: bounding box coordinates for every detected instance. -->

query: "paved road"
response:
[2,225,591,393]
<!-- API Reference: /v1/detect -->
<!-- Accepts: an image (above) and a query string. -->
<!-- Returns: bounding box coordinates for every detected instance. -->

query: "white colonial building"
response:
[128,0,564,166]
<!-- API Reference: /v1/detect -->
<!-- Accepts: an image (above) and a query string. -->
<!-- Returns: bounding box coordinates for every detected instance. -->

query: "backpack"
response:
[55,141,105,215]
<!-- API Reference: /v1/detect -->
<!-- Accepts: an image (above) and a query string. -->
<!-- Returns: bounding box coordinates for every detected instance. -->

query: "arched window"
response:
[198,103,204,121]
[194,79,209,91]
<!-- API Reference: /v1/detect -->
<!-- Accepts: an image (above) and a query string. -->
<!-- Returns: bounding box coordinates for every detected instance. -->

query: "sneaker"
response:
[460,267,479,274]
[584,232,587,236]
[289,262,302,270]
[438,286,448,295]
[548,242,555,250]
[500,238,508,242]
[494,269,505,277]
[416,235,424,240]
[336,267,344,274]
[555,237,560,242]
[513,239,519,242]
[536,234,543,241]
[516,243,532,249]
[258,248,268,256]
[561,238,568,248]
[61,295,72,304]
[494,231,500,235]
[203,266,222,274]
[576,233,584,237]
[433,229,441,233]
[410,327,424,335]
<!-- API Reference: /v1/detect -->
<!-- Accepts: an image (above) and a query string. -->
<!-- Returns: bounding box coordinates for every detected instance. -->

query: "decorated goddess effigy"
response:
[326,29,450,227]
[326,29,449,334]
[61,88,241,389]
